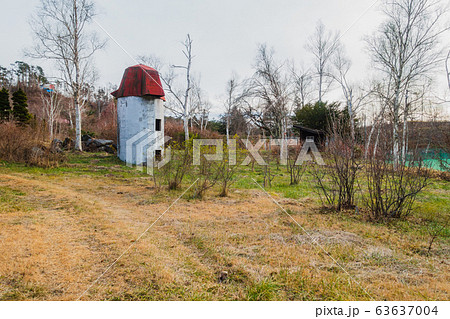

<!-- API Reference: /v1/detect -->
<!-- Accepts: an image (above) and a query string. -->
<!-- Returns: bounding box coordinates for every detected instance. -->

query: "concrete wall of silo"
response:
[117,96,164,164]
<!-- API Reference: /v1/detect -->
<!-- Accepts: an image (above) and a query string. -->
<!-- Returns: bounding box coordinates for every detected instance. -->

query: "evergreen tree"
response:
[12,89,32,124]
[0,88,11,121]
[292,101,340,131]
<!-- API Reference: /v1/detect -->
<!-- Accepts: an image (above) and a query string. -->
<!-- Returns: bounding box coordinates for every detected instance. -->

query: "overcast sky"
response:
[1,0,449,118]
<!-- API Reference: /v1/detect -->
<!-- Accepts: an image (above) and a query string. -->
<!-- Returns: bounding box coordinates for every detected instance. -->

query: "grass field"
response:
[0,152,448,300]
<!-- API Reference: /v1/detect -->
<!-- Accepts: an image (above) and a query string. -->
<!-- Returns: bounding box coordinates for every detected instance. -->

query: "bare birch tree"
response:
[28,0,106,151]
[306,21,340,103]
[291,63,314,109]
[189,83,211,131]
[446,49,450,91]
[223,75,249,144]
[41,85,63,140]
[161,34,194,141]
[332,46,373,140]
[332,46,355,139]
[367,0,448,165]
[365,81,392,159]
[224,76,238,144]
[244,44,292,138]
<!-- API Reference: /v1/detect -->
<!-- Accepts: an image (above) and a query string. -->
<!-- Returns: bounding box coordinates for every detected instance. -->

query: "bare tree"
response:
[244,44,292,138]
[291,63,314,110]
[223,74,249,143]
[224,76,239,144]
[161,34,194,141]
[367,0,448,165]
[332,46,373,140]
[137,54,164,73]
[306,21,340,103]
[41,85,63,140]
[446,49,450,91]
[364,88,387,159]
[189,83,211,131]
[28,0,106,151]
[332,46,355,139]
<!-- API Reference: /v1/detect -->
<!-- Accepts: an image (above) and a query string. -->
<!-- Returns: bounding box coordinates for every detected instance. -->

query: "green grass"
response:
[0,275,47,301]
[246,279,281,301]
[0,152,143,178]
[0,186,30,213]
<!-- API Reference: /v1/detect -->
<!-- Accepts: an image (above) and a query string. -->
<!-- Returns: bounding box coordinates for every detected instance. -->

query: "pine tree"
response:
[0,87,11,121]
[12,89,32,124]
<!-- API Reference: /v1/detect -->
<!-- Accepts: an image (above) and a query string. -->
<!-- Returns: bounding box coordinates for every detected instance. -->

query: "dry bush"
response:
[363,129,431,220]
[83,101,117,141]
[364,151,430,220]
[287,143,307,185]
[216,160,240,197]
[164,119,186,144]
[165,118,221,144]
[216,162,237,197]
[216,143,241,197]
[312,120,361,211]
[0,121,64,167]
[158,140,192,190]
[262,149,275,188]
[192,156,221,199]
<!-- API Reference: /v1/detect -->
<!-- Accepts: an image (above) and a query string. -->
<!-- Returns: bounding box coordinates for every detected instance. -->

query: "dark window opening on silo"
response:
[155,150,162,161]
[156,119,162,131]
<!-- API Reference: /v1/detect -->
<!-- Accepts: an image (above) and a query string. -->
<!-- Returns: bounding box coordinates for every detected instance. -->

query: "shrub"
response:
[0,121,64,167]
[363,150,430,220]
[216,143,240,197]
[165,118,221,144]
[287,143,307,185]
[192,155,220,199]
[311,120,361,211]
[362,126,431,220]
[158,139,192,190]
[83,100,117,141]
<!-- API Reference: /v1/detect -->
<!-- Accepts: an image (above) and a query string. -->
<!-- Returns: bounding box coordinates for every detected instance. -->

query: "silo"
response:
[111,64,165,165]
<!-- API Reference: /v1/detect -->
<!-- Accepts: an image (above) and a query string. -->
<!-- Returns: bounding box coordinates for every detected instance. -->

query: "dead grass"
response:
[0,157,448,301]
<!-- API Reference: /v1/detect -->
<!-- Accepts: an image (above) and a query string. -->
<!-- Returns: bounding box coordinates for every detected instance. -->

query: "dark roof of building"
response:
[111,64,165,99]
[293,124,325,135]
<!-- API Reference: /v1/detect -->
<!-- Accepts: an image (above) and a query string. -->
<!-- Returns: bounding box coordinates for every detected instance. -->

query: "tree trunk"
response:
[184,115,189,141]
[49,116,54,140]
[318,73,323,103]
[365,124,375,159]
[74,95,82,151]
[347,91,355,141]
[401,92,409,164]
[73,0,82,151]
[226,114,230,145]
[68,108,73,129]
[392,85,401,168]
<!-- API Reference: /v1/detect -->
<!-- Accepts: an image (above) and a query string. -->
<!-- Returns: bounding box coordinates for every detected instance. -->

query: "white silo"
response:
[111,64,165,165]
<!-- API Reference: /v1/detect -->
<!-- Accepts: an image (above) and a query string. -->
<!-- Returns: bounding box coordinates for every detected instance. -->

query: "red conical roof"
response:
[111,64,165,99]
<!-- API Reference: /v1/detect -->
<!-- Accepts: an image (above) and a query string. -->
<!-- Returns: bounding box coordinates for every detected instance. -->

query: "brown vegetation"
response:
[0,121,64,167]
